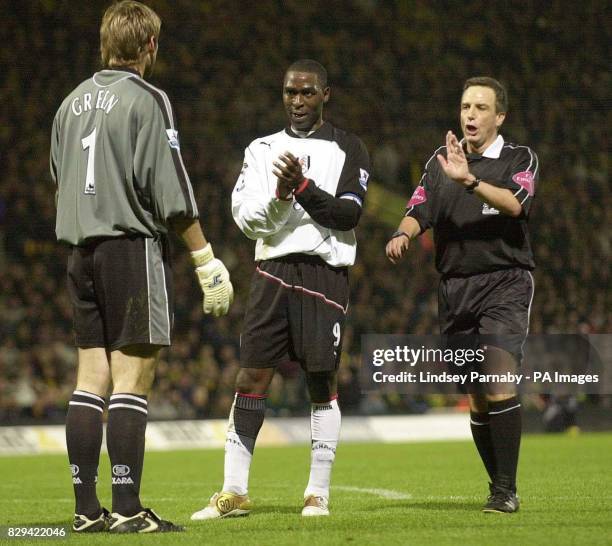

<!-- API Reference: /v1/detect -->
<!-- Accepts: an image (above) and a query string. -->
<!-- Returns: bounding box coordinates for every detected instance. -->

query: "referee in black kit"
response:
[386,77,538,513]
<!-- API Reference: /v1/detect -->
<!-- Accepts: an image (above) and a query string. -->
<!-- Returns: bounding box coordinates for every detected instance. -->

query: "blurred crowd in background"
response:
[0,1,609,424]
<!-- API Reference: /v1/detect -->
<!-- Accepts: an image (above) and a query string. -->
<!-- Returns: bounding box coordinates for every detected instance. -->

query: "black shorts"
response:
[240,254,349,373]
[67,236,173,351]
[438,268,534,363]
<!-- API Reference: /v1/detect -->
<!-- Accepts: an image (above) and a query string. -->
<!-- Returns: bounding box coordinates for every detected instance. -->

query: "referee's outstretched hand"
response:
[437,131,470,184]
[386,233,410,264]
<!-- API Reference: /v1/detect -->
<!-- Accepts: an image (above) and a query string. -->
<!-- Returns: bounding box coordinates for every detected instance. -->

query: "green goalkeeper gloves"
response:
[190,244,234,317]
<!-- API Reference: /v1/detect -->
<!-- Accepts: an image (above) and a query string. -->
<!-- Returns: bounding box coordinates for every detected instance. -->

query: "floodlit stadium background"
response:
[0,1,609,434]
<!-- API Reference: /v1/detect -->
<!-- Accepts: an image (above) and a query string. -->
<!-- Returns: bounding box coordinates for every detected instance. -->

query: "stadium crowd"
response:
[0,1,608,423]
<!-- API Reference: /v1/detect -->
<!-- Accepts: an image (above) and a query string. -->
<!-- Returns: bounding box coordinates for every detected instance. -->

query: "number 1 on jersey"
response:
[81,127,96,195]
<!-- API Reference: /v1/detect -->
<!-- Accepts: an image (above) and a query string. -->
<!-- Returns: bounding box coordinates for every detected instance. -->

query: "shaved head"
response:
[286,59,328,88]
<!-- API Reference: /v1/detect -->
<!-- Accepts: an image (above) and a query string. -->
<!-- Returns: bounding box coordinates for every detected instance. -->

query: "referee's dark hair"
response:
[287,59,328,88]
[464,77,508,113]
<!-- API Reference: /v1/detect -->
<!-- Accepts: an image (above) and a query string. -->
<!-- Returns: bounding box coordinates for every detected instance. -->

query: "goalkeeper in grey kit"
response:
[50,0,232,534]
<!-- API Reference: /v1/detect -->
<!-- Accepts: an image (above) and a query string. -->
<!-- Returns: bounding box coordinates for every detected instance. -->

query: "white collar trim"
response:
[483,135,504,158]
[460,134,504,158]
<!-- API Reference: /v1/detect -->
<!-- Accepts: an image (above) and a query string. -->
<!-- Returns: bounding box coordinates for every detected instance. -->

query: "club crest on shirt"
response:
[299,155,310,173]
[407,185,427,207]
[512,170,535,196]
[359,168,369,191]
[166,129,180,150]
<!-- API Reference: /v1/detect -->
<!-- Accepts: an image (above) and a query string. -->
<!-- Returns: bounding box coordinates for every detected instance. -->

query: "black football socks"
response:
[66,390,105,518]
[470,410,496,482]
[488,396,522,491]
[106,393,148,516]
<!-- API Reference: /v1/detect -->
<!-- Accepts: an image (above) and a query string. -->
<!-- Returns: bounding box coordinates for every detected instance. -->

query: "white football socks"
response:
[304,398,341,499]
[222,429,252,496]
[222,394,265,496]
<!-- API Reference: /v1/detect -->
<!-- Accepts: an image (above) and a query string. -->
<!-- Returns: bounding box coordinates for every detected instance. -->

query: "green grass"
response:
[1,433,611,545]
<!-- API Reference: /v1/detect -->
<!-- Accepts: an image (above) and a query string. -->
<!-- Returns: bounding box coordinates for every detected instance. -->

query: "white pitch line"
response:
[333,485,412,500]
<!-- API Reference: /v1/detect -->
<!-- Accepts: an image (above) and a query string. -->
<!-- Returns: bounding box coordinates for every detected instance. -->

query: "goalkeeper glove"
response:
[191,244,234,317]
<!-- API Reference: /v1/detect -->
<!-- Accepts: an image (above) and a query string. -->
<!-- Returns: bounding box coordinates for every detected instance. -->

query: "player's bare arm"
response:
[170,217,208,251]
[437,131,522,217]
[385,216,421,264]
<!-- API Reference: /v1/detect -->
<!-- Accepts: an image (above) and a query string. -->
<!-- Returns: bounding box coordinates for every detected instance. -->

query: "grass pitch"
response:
[1,433,611,545]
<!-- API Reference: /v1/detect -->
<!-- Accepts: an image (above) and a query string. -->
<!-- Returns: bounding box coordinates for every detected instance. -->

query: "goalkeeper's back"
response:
[51,68,198,246]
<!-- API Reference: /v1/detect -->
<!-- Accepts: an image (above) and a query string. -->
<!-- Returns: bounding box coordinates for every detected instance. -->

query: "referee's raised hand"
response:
[437,130,471,185]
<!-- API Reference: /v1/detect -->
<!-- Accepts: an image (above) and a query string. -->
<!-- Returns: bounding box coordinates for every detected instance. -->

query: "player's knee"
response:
[468,394,489,413]
[76,373,110,397]
[306,371,337,403]
[485,393,517,403]
[112,372,155,395]
[235,367,274,395]
[76,348,111,396]
[111,345,159,395]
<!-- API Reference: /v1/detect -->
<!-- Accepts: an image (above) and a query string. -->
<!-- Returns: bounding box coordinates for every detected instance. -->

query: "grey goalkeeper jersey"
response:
[51,68,198,245]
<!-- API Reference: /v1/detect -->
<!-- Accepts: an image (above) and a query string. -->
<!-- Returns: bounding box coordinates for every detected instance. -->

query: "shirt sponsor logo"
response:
[166,129,180,150]
[299,155,310,173]
[407,185,427,207]
[512,170,535,196]
[482,203,500,215]
[359,168,370,191]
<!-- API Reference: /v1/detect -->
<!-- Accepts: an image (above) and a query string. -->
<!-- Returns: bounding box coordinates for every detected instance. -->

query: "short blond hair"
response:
[100,1,161,68]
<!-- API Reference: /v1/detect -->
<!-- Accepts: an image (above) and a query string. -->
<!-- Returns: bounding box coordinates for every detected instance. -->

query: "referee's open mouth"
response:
[465,123,478,136]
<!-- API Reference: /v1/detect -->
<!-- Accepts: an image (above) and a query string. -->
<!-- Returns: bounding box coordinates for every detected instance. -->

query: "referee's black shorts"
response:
[240,254,349,373]
[67,236,173,351]
[438,267,534,363]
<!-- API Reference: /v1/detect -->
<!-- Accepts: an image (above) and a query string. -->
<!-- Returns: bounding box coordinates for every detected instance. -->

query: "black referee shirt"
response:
[406,136,539,277]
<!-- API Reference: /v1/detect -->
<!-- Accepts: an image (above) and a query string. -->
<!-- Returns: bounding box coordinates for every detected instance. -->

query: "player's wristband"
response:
[191,243,214,267]
[391,230,410,240]
[465,177,481,193]
[293,178,310,195]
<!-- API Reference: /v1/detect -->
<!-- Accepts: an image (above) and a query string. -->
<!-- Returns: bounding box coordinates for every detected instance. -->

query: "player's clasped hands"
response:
[191,244,234,316]
[273,151,303,198]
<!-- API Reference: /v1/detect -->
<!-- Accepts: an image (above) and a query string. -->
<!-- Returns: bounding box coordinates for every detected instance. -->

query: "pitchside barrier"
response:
[0,413,471,456]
